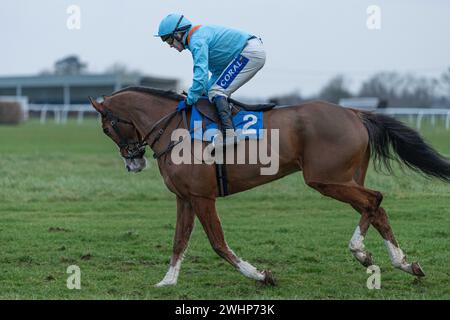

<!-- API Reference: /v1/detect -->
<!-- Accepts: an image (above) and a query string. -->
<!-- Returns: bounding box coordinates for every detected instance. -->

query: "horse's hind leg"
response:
[191,196,276,285]
[349,209,374,267]
[304,174,425,277]
[349,150,424,276]
[348,149,375,267]
[304,177,382,268]
[371,207,425,277]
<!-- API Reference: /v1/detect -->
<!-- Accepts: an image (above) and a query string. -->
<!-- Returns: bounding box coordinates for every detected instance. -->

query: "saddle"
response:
[194,97,275,126]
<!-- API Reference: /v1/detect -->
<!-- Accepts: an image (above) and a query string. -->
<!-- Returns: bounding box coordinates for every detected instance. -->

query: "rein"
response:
[143,108,187,159]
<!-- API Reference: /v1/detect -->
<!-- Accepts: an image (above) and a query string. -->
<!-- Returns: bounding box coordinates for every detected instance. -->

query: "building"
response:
[0,73,179,105]
[339,97,387,111]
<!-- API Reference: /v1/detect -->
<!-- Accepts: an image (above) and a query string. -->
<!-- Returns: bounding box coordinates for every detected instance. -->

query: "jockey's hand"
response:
[176,99,191,112]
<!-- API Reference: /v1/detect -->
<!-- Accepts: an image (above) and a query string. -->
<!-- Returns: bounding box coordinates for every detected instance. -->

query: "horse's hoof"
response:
[411,262,425,277]
[353,250,374,268]
[260,270,277,286]
[154,280,177,287]
[362,251,374,268]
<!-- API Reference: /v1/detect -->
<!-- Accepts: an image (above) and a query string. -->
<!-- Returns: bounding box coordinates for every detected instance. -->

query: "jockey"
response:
[155,13,266,147]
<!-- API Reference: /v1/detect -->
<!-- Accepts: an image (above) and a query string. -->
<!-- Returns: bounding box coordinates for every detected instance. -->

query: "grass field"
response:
[0,118,449,299]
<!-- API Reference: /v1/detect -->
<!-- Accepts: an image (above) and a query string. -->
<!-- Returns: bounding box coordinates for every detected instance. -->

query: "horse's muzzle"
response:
[124,156,147,173]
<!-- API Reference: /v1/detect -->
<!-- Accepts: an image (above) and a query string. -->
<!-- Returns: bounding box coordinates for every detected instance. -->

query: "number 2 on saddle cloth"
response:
[185,100,264,142]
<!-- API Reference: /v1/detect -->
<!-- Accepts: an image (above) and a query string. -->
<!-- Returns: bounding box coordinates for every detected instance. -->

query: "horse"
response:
[88,86,450,287]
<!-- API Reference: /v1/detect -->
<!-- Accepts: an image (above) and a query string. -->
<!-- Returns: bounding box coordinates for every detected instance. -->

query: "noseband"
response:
[102,107,186,160]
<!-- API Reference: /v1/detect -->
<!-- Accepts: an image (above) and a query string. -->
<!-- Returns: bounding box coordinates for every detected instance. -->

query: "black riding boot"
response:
[214,96,234,131]
[213,96,237,147]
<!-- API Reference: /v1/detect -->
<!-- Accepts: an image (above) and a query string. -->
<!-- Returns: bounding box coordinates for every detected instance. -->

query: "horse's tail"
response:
[360,111,450,182]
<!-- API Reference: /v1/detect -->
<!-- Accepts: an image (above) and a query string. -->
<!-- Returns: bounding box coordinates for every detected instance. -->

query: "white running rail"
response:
[375,108,450,130]
[26,104,450,130]
[28,104,100,124]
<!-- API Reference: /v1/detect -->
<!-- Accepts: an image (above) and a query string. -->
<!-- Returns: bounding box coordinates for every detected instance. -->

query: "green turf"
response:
[0,118,449,299]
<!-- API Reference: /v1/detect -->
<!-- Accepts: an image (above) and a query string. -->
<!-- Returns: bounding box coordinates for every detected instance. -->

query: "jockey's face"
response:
[163,32,185,52]
[171,37,185,52]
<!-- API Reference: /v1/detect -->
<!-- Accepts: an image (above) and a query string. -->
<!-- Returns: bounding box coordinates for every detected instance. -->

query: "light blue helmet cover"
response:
[156,14,192,37]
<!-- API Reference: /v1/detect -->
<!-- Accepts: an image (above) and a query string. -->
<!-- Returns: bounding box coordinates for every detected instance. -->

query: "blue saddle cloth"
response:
[177,100,264,142]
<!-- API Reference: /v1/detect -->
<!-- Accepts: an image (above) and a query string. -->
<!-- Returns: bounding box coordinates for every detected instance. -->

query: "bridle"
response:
[102,110,146,160]
[101,106,187,160]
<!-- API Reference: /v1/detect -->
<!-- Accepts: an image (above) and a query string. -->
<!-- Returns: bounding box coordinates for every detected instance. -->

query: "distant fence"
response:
[28,104,99,124]
[376,108,450,130]
[27,104,450,130]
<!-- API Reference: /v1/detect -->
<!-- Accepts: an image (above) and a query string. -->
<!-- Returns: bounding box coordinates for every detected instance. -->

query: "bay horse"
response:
[88,86,450,287]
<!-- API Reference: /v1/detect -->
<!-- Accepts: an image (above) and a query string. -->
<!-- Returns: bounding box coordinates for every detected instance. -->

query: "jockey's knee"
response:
[208,90,227,103]
[251,52,266,70]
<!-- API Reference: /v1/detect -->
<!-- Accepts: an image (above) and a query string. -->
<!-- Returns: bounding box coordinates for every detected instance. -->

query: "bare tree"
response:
[441,67,450,96]
[318,75,352,103]
[359,72,436,107]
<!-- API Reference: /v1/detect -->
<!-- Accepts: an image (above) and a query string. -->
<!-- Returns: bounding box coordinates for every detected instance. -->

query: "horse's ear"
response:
[88,96,104,114]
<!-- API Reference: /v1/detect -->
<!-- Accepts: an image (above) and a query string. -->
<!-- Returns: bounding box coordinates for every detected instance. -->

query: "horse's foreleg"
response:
[191,196,275,285]
[371,207,425,277]
[155,196,195,287]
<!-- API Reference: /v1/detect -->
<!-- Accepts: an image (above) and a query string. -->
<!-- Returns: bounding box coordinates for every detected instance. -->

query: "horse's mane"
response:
[112,86,185,101]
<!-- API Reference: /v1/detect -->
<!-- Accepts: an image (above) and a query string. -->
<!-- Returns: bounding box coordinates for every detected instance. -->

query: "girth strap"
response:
[215,143,229,197]
[216,162,229,197]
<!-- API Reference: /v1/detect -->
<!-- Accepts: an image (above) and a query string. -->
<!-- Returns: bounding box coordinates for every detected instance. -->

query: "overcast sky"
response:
[1,0,449,98]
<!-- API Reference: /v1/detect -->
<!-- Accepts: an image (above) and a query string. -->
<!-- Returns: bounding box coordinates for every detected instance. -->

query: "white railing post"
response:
[62,105,70,124]
[40,105,48,124]
[54,107,61,124]
[446,111,450,130]
[77,109,84,124]
[416,111,424,130]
